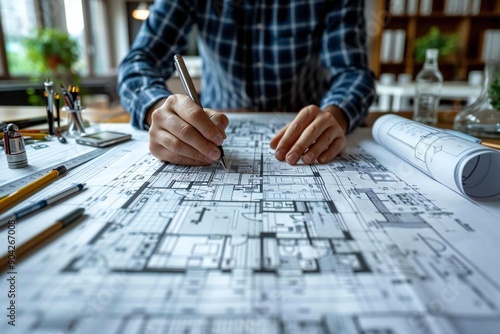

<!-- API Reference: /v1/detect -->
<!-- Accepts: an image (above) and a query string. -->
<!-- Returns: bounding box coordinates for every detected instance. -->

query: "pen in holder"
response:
[65,107,86,137]
[60,84,86,137]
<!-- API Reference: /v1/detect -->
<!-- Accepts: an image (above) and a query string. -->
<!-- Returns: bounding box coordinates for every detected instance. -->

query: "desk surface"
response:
[1,114,500,333]
[2,106,499,148]
[0,105,131,124]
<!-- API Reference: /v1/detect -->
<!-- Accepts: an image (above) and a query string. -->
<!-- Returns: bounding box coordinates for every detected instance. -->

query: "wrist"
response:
[324,105,348,133]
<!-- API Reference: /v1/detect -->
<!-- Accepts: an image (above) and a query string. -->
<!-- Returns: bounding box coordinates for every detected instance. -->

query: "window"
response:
[0,0,38,76]
[0,0,113,79]
[64,0,88,75]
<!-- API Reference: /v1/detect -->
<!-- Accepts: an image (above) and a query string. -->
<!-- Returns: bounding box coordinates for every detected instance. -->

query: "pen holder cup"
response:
[65,107,86,137]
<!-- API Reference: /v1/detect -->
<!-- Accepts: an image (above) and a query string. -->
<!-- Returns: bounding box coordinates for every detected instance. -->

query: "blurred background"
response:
[0,0,498,112]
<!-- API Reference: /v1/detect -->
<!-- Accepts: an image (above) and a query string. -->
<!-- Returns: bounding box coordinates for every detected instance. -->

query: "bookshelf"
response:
[369,0,500,81]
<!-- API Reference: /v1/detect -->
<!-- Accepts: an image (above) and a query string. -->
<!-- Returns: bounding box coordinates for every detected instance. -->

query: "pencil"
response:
[15,130,49,134]
[0,133,51,140]
[0,208,85,272]
[0,183,86,227]
[481,141,500,150]
[0,166,67,214]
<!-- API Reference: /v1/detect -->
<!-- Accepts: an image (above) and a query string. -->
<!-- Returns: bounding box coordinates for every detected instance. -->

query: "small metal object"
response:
[66,108,87,137]
[3,123,28,169]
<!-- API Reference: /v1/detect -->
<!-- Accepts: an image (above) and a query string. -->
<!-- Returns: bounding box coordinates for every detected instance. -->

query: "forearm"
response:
[118,61,172,130]
[321,69,375,133]
[320,0,376,133]
[117,0,194,129]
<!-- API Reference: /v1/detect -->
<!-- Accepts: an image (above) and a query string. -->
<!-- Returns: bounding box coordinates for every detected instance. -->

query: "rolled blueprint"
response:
[372,114,500,200]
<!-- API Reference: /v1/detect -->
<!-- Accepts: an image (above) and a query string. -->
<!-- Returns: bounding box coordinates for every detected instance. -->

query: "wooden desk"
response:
[0,105,131,125]
[1,106,499,149]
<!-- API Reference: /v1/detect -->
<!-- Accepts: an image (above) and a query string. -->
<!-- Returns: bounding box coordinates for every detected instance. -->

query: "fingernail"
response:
[209,148,220,161]
[275,149,286,160]
[304,152,315,163]
[213,135,223,146]
[287,152,298,164]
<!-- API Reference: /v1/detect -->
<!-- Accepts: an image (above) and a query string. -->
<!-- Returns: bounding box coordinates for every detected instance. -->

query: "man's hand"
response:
[148,95,229,165]
[270,105,348,165]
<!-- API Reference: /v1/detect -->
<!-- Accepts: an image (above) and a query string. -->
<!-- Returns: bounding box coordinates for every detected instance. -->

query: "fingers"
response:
[271,105,346,165]
[269,124,288,149]
[206,109,229,139]
[148,95,228,165]
[149,131,214,166]
[304,126,346,164]
[271,105,319,161]
[169,95,226,146]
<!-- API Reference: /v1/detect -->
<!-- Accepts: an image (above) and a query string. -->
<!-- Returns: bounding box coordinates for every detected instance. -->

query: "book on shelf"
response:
[389,0,406,15]
[471,0,481,14]
[392,30,406,63]
[380,29,406,64]
[419,0,433,15]
[380,30,393,63]
[482,29,500,61]
[389,0,419,15]
[445,0,482,15]
[406,0,418,15]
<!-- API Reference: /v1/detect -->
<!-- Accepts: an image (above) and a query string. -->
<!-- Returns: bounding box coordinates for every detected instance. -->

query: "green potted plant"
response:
[24,28,80,104]
[414,26,458,63]
[25,28,79,78]
[489,78,500,111]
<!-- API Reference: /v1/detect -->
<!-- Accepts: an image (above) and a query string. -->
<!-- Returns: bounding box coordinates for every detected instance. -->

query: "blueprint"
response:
[373,114,500,200]
[1,114,500,334]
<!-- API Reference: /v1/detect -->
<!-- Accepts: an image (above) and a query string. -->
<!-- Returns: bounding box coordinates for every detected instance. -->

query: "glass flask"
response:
[454,60,500,139]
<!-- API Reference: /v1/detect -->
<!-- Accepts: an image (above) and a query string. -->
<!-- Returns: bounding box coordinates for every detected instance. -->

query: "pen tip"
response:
[220,157,228,169]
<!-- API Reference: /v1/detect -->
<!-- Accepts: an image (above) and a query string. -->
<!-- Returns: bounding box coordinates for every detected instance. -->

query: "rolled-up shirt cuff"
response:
[130,87,171,130]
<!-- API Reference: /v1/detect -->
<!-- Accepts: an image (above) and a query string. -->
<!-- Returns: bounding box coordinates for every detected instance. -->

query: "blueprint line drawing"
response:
[1,114,500,334]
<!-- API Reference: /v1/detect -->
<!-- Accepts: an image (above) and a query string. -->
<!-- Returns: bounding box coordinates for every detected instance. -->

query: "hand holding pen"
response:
[146,55,229,167]
[174,54,227,168]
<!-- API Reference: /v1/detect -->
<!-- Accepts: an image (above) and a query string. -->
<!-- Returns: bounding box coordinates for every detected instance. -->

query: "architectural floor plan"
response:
[1,114,500,333]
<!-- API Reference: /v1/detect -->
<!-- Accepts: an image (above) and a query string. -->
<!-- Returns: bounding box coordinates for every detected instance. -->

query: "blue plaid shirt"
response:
[118,0,375,132]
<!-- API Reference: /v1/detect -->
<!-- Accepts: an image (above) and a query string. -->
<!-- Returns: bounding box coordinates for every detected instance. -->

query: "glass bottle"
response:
[454,60,500,139]
[413,49,443,126]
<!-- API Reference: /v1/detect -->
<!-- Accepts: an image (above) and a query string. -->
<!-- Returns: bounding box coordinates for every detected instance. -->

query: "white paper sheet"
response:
[372,114,500,200]
[1,114,499,334]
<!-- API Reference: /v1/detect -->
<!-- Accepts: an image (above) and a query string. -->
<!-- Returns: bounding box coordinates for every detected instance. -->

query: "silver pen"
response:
[173,54,227,169]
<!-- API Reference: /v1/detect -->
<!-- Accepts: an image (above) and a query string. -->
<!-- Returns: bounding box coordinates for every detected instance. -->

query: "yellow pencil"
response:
[20,133,52,140]
[481,141,500,150]
[0,166,67,214]
[0,133,51,140]
[0,208,85,272]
